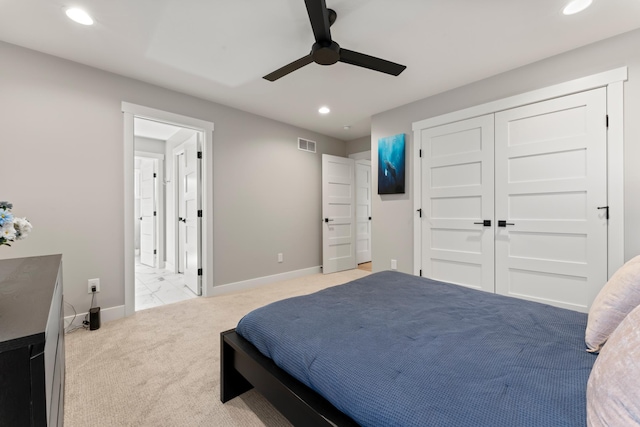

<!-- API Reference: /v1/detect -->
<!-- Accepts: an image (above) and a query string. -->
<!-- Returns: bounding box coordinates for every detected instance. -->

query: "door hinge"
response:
[419,269,422,277]
[197,151,202,159]
[419,149,422,158]
[417,208,422,218]
[153,211,157,216]
[153,249,157,255]
[197,210,203,217]
[606,115,609,128]
[197,268,203,276]
[153,173,157,178]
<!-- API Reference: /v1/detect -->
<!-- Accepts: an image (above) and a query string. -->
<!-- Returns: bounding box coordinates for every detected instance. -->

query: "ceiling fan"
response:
[263,0,407,81]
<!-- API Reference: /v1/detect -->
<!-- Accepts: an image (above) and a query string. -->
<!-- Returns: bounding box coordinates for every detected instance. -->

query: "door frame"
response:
[122,102,214,317]
[135,151,165,270]
[413,67,627,280]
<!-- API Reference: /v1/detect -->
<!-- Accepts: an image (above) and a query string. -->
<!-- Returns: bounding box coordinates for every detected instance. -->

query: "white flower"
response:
[0,202,32,246]
[1,223,16,241]
[13,217,32,240]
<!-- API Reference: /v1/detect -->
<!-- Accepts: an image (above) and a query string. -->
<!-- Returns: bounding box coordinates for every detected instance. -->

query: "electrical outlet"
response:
[88,278,100,293]
[391,259,397,270]
[278,253,283,263]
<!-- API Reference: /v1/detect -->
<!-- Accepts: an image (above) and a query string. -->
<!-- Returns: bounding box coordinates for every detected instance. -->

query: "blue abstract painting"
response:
[378,134,406,194]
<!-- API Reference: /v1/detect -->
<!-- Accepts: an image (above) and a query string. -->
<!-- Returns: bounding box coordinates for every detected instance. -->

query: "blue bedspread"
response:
[236,271,596,426]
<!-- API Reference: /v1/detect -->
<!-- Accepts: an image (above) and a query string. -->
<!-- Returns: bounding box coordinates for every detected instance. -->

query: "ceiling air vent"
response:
[298,137,316,153]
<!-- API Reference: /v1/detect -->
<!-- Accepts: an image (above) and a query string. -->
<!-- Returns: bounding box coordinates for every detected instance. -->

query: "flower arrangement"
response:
[0,201,33,246]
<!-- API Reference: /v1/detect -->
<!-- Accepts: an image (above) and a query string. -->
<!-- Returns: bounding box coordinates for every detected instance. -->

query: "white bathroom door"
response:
[322,155,356,274]
[494,88,608,312]
[139,159,156,267]
[178,134,202,295]
[355,160,372,264]
[419,114,495,292]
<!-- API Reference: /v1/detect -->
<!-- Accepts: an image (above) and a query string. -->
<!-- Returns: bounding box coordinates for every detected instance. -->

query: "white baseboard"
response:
[211,266,321,296]
[63,267,320,330]
[64,304,125,332]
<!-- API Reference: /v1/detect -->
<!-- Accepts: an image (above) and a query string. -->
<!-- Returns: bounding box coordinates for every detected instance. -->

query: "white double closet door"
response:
[419,88,608,312]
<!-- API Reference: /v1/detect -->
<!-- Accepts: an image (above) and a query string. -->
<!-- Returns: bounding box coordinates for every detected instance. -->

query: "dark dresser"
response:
[0,255,65,426]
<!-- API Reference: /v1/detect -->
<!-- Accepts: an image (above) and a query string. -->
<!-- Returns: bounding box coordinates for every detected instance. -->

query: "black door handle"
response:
[369,217,372,220]
[324,218,334,223]
[474,220,492,226]
[597,206,609,220]
[178,217,186,223]
[498,220,515,227]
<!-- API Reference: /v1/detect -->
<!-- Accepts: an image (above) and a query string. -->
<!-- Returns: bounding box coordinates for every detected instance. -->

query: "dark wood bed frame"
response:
[221,329,360,427]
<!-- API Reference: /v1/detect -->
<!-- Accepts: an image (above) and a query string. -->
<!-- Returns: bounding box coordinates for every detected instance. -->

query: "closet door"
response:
[419,115,495,292]
[494,88,608,312]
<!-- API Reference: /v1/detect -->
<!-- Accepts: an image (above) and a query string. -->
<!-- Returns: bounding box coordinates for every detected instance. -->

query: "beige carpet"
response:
[64,268,370,427]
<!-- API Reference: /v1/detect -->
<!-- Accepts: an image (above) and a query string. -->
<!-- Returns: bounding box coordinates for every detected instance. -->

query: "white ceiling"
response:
[2,0,640,141]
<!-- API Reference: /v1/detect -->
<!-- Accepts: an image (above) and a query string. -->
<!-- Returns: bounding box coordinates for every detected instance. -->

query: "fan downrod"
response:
[310,8,338,65]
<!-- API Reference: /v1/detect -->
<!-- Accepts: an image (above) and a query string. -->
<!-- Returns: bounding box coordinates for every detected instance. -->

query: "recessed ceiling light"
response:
[318,106,330,114]
[343,125,351,130]
[563,0,593,15]
[66,8,94,25]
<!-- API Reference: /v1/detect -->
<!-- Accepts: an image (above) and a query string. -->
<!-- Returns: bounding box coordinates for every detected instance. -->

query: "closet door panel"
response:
[494,88,607,312]
[420,115,495,292]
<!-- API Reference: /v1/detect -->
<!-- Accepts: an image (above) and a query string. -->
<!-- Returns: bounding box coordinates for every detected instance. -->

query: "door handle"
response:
[498,220,515,227]
[369,216,372,220]
[179,217,186,223]
[324,218,334,223]
[474,220,492,226]
[597,206,609,220]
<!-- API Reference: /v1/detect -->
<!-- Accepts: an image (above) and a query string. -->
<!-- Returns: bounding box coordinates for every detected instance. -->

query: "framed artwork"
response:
[378,133,406,194]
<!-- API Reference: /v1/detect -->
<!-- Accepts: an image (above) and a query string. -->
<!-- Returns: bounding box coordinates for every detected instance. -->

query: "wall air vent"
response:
[298,137,316,153]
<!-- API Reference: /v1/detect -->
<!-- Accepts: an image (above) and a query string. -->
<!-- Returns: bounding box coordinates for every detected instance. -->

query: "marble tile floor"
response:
[135,258,197,311]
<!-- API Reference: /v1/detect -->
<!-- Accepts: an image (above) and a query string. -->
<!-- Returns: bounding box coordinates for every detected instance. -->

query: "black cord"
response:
[65,290,97,334]
[82,292,96,327]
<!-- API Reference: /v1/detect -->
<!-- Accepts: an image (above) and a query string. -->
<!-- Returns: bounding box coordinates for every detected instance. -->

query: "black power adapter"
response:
[89,307,101,330]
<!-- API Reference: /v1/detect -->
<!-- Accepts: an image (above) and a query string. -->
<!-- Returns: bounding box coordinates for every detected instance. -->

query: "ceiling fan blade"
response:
[263,55,314,81]
[339,49,406,76]
[305,0,332,42]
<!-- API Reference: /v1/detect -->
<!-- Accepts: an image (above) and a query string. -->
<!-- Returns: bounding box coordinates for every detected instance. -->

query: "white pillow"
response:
[585,255,640,352]
[586,303,640,426]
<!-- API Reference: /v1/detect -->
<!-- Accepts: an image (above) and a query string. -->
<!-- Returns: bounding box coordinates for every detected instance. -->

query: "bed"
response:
[220,270,640,426]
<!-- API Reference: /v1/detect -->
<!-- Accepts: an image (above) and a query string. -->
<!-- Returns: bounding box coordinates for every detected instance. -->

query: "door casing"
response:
[123,102,213,317]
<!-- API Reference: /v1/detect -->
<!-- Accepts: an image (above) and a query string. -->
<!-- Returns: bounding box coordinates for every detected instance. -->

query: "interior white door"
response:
[419,115,495,292]
[178,134,202,295]
[322,154,356,274]
[355,160,372,264]
[494,88,608,312]
[139,159,156,267]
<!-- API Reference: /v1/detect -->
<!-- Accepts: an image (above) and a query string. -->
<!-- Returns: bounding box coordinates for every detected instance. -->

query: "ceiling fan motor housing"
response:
[311,41,340,65]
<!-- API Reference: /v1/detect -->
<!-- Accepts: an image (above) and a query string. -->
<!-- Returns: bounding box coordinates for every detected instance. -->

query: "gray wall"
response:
[0,41,345,315]
[371,28,640,274]
[346,135,371,156]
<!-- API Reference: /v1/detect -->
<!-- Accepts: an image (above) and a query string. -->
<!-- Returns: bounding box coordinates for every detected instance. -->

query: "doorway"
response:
[122,103,214,317]
[321,151,372,274]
